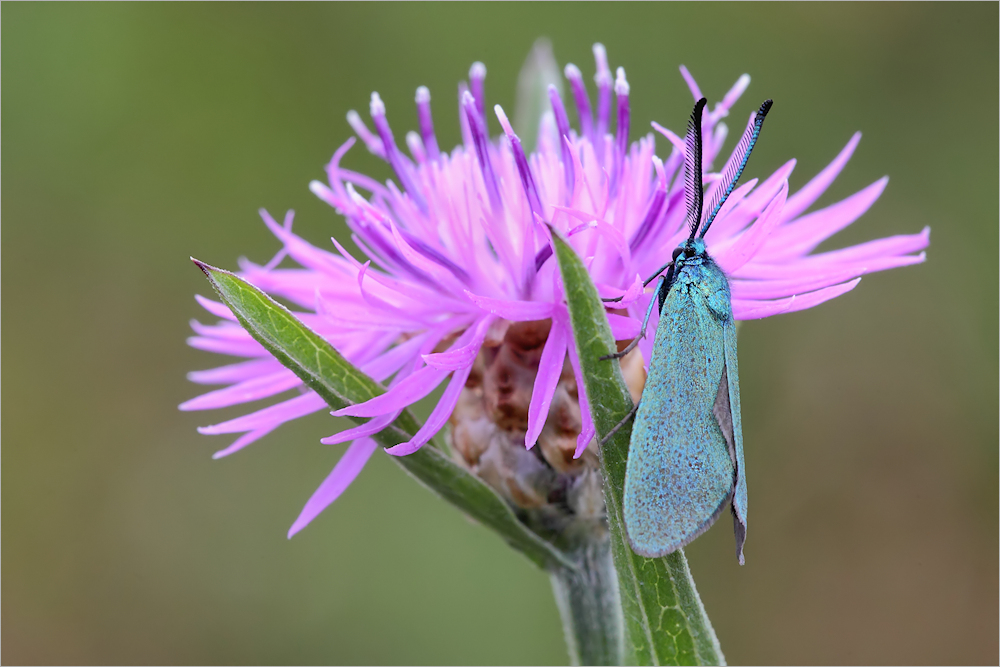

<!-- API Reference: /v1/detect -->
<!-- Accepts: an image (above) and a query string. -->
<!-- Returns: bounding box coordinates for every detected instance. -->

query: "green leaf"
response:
[513,37,563,152]
[548,233,726,666]
[193,259,577,573]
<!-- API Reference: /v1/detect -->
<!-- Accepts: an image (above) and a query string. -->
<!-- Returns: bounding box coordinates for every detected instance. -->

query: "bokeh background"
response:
[4,3,997,665]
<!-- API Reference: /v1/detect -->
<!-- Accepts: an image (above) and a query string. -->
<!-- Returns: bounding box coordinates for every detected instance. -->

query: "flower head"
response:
[184,45,928,536]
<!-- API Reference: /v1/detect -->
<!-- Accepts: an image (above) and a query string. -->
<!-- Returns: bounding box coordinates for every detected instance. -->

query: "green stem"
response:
[550,536,625,666]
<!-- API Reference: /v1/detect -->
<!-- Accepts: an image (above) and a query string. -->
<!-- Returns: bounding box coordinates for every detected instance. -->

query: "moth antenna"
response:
[699,99,772,238]
[685,98,708,243]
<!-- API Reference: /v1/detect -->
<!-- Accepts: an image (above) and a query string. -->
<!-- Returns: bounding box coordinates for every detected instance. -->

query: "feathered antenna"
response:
[699,99,773,238]
[684,98,708,243]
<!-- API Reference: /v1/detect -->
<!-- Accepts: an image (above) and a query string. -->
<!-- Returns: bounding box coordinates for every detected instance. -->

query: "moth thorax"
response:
[447,318,646,543]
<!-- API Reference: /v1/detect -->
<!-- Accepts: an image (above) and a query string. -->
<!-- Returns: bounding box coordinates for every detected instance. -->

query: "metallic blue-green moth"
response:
[605,97,771,564]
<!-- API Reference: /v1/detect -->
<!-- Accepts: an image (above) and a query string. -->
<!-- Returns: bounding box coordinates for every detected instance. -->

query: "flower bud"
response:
[448,318,646,543]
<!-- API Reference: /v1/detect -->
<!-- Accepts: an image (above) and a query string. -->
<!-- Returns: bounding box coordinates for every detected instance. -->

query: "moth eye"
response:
[672,247,684,262]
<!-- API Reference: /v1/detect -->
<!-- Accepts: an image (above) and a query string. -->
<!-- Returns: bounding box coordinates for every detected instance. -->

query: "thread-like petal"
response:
[525,320,568,449]
[781,132,861,222]
[188,358,281,385]
[180,370,302,411]
[715,180,788,275]
[733,278,861,320]
[187,335,264,358]
[195,295,237,321]
[287,438,379,537]
[385,361,475,456]
[732,262,874,300]
[333,364,448,418]
[198,392,326,435]
[321,412,399,446]
[765,178,889,259]
[464,291,555,321]
[562,307,596,459]
[212,426,279,459]
[422,316,494,370]
[607,313,641,340]
[333,320,484,418]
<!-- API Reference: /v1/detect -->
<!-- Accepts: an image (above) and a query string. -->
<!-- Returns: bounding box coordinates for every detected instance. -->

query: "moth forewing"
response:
[712,365,736,466]
[723,313,748,564]
[622,265,737,558]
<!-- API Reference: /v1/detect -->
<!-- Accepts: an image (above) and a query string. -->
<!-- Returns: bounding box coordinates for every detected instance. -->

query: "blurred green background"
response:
[3,3,997,665]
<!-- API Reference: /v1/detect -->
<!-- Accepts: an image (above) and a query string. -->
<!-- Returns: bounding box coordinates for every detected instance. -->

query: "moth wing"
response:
[716,317,747,564]
[623,286,735,558]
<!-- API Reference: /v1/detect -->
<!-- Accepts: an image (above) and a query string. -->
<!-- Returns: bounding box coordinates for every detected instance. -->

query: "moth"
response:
[604,96,771,564]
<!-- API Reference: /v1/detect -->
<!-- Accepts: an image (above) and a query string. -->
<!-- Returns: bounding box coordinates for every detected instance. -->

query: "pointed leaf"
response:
[194,259,576,572]
[549,234,726,666]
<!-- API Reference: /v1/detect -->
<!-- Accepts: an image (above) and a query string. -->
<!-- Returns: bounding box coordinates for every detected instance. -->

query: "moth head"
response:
[673,238,708,265]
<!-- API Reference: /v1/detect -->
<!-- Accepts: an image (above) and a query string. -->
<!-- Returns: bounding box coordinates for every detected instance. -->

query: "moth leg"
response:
[600,275,666,361]
[600,261,673,302]
[599,400,640,447]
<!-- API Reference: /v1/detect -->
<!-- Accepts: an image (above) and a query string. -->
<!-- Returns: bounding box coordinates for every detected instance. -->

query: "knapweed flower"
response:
[183,44,928,537]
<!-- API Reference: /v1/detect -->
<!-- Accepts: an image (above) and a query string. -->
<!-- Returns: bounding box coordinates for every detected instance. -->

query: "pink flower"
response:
[183,45,928,536]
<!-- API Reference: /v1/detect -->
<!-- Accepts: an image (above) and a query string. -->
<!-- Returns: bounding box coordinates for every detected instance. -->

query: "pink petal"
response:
[766,178,888,260]
[259,210,352,278]
[359,330,434,381]
[732,262,875,300]
[525,320,568,449]
[781,132,861,222]
[287,438,378,538]
[386,220,466,293]
[211,425,279,459]
[310,180,343,211]
[354,261,421,325]
[732,232,928,280]
[464,291,555,321]
[187,335,265,358]
[703,178,758,236]
[678,65,703,101]
[704,160,795,244]
[422,316,494,370]
[594,273,643,306]
[321,411,400,446]
[179,369,302,411]
[555,207,631,268]
[189,319,253,341]
[790,227,930,268]
[733,278,861,320]
[651,121,686,153]
[621,274,645,305]
[563,308,596,459]
[187,358,282,385]
[332,314,480,417]
[195,295,237,321]
[330,235,461,309]
[348,327,405,369]
[339,168,392,199]
[347,106,386,156]
[607,313,640,340]
[714,74,750,119]
[198,392,327,434]
[385,361,474,456]
[731,298,794,320]
[715,180,788,275]
[332,364,448,418]
[761,251,924,281]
